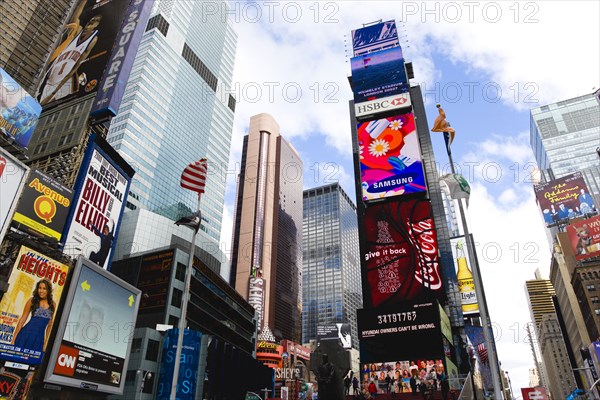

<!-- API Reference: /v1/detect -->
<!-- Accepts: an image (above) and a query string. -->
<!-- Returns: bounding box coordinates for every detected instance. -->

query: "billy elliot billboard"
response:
[351,46,409,104]
[566,215,600,261]
[37,0,131,109]
[44,257,141,395]
[62,134,133,270]
[0,67,42,148]
[359,199,443,308]
[90,0,154,118]
[534,171,596,227]
[351,20,399,56]
[357,113,426,201]
[12,169,73,241]
[0,246,69,365]
[357,301,444,362]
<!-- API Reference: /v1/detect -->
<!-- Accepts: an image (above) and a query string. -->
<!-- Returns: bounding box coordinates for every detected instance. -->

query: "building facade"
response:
[105,0,238,242]
[229,113,303,342]
[538,314,578,399]
[0,0,73,94]
[302,183,363,351]
[530,92,600,200]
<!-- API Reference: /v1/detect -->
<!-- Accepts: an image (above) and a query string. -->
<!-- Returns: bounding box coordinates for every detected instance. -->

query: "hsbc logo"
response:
[54,345,79,376]
[355,94,411,117]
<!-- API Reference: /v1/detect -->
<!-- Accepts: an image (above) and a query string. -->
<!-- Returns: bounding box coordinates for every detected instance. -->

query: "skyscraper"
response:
[229,113,303,342]
[0,0,73,94]
[530,92,600,199]
[105,0,238,242]
[302,183,362,350]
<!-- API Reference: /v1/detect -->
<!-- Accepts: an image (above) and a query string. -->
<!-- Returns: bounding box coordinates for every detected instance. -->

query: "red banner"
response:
[362,199,442,307]
[566,215,600,260]
[521,387,549,400]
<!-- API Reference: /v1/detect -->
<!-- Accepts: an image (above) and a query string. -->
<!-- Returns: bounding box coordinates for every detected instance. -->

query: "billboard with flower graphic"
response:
[357,113,427,201]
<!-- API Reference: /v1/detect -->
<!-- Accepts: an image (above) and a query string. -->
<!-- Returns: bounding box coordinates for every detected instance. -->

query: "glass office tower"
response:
[106,0,237,242]
[530,93,600,198]
[302,183,362,350]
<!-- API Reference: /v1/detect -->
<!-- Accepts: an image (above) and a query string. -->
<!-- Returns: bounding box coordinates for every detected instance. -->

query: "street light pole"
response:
[136,370,152,400]
[170,195,201,400]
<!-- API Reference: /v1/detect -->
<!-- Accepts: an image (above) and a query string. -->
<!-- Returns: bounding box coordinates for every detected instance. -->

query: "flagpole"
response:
[170,193,201,400]
[443,131,504,399]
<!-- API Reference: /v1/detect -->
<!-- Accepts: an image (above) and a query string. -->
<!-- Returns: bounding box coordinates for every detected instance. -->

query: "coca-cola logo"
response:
[408,219,442,290]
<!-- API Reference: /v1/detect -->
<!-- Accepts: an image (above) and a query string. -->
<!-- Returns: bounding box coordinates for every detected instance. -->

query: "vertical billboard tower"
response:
[348,20,462,390]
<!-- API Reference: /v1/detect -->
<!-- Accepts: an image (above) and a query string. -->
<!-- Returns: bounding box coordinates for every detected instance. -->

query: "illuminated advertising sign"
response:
[37,0,130,109]
[360,199,442,308]
[0,246,69,365]
[351,20,399,56]
[0,68,42,148]
[248,277,265,331]
[62,137,132,269]
[138,249,173,313]
[316,324,352,349]
[0,369,34,400]
[91,0,155,118]
[357,113,426,201]
[0,148,28,242]
[12,169,73,241]
[521,387,549,400]
[360,359,446,393]
[566,215,600,260]
[450,236,479,316]
[534,172,596,227]
[44,257,141,395]
[156,329,202,400]
[355,93,411,119]
[351,47,408,104]
[357,302,444,362]
[281,340,311,361]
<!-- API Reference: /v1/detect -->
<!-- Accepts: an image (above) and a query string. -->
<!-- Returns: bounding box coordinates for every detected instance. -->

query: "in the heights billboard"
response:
[62,135,133,269]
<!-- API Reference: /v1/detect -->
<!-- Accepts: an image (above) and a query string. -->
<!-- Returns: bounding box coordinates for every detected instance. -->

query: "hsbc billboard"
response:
[355,93,411,118]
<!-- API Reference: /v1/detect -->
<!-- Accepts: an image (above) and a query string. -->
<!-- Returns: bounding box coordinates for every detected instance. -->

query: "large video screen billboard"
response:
[359,358,447,394]
[62,139,132,269]
[37,0,130,109]
[566,215,600,260]
[0,246,69,365]
[0,148,28,242]
[1,68,42,148]
[357,113,426,201]
[138,249,173,314]
[351,46,408,104]
[534,172,596,226]
[156,329,202,400]
[357,302,444,363]
[351,20,399,56]
[360,199,443,308]
[44,257,141,395]
[12,169,73,241]
[316,323,352,349]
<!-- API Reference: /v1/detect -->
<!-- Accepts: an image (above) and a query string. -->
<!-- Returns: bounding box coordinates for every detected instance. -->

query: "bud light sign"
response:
[157,329,202,400]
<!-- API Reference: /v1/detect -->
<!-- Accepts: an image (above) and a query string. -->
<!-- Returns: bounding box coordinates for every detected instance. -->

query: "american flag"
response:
[180,158,207,194]
[477,342,489,364]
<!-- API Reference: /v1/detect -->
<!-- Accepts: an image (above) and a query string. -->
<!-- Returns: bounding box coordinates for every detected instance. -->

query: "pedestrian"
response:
[385,374,391,393]
[352,376,360,395]
[368,380,377,399]
[410,374,418,396]
[345,375,352,396]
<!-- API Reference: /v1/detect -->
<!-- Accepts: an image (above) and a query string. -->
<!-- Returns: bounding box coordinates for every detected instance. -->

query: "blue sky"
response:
[220,1,600,393]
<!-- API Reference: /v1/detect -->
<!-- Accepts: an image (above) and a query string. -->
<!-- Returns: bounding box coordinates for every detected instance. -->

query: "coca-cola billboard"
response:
[360,199,443,308]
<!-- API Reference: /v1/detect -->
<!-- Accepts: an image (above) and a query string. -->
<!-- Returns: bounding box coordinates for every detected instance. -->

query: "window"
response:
[125,370,137,383]
[588,284,596,291]
[168,315,178,327]
[176,262,186,281]
[171,288,182,308]
[595,309,600,316]
[131,338,142,353]
[145,339,159,361]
